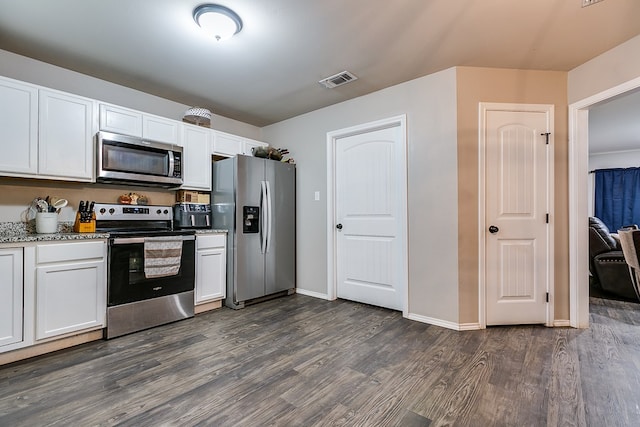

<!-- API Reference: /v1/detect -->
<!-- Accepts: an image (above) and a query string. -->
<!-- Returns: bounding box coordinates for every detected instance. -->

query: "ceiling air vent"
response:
[319,71,358,89]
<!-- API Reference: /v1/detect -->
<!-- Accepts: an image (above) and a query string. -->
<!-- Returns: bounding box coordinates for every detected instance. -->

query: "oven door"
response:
[108,235,195,306]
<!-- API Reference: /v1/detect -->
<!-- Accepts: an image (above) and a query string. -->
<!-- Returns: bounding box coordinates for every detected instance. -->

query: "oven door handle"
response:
[111,235,196,245]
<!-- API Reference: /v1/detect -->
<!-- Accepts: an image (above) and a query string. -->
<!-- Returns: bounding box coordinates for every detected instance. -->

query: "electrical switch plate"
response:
[582,0,604,7]
[314,191,320,201]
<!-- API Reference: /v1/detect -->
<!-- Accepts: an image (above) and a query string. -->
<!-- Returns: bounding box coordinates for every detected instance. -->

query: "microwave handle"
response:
[168,151,175,178]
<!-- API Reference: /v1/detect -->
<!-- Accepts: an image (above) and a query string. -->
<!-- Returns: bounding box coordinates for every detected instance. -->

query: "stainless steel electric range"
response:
[95,203,196,339]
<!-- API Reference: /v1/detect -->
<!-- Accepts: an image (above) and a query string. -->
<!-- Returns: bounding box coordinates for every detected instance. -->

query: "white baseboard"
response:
[408,312,571,330]
[458,322,483,331]
[406,313,482,331]
[294,288,330,300]
[553,319,572,327]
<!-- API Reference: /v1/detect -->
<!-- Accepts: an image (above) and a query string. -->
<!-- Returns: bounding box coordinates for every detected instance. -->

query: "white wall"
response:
[569,34,640,104]
[0,49,260,138]
[262,68,459,322]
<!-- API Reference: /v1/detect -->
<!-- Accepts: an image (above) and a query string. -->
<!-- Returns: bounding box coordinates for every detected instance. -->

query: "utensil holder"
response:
[36,212,59,234]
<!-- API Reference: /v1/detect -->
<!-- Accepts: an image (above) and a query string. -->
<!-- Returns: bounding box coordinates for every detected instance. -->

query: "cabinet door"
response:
[99,104,143,137]
[243,138,268,156]
[213,131,244,157]
[39,90,95,180]
[182,124,212,190]
[143,114,180,144]
[0,248,23,348]
[35,259,106,340]
[196,246,226,303]
[0,78,38,175]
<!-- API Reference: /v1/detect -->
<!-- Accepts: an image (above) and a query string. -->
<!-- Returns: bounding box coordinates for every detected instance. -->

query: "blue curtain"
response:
[594,167,640,231]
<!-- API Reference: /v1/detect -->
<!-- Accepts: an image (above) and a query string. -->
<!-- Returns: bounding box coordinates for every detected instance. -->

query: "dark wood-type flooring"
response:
[2,294,640,426]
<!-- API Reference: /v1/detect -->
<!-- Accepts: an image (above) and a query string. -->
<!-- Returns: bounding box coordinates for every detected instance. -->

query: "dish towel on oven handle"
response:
[143,236,183,278]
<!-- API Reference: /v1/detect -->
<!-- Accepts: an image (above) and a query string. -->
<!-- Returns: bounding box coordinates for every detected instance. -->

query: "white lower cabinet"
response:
[0,248,23,348]
[35,240,106,341]
[195,234,226,304]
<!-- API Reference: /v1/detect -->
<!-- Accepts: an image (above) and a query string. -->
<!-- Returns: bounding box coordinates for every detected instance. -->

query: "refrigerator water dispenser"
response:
[243,206,259,233]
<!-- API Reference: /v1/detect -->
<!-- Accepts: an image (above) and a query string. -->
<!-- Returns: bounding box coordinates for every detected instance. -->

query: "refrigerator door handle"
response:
[260,180,268,254]
[266,180,273,253]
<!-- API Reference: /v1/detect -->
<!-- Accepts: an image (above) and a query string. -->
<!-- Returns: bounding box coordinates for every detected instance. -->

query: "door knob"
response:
[489,225,499,234]
[336,223,343,230]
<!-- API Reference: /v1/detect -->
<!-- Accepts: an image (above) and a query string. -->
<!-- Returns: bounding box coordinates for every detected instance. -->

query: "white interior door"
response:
[483,105,552,326]
[333,121,406,311]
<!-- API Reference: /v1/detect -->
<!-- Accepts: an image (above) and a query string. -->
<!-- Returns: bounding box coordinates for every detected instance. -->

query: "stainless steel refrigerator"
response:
[212,155,296,309]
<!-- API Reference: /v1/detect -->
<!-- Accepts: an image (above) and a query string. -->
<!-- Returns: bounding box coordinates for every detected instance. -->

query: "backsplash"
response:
[0,178,177,222]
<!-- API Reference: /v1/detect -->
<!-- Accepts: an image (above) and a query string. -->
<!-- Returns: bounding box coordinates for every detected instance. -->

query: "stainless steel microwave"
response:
[96,131,183,187]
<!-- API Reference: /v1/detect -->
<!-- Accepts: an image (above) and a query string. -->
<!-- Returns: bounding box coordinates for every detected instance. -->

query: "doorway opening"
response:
[569,75,640,327]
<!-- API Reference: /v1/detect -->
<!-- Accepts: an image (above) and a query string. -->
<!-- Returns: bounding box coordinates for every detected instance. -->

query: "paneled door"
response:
[482,104,553,326]
[332,117,407,311]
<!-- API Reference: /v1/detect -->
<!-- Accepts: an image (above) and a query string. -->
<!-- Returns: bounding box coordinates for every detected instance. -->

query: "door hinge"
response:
[546,292,550,303]
[541,132,551,145]
[546,213,549,224]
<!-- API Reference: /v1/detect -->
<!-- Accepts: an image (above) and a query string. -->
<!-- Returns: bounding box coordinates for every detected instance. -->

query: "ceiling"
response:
[0,0,639,127]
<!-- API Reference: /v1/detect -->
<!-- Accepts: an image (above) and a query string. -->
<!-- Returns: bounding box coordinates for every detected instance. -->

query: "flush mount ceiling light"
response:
[194,4,243,41]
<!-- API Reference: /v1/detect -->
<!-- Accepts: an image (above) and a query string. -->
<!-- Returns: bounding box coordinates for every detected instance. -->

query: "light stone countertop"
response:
[0,222,227,244]
[0,222,109,244]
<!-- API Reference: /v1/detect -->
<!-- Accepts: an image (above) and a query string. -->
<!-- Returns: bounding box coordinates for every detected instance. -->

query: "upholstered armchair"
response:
[618,228,640,301]
[589,216,638,300]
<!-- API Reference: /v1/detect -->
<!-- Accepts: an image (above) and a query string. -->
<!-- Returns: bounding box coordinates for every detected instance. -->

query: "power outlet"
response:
[582,0,604,7]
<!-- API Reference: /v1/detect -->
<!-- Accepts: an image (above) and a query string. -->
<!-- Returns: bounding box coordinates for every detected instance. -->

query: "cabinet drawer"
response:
[197,234,226,250]
[37,241,105,264]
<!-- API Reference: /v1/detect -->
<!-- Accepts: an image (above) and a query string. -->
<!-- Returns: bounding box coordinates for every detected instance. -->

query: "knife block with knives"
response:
[73,200,96,233]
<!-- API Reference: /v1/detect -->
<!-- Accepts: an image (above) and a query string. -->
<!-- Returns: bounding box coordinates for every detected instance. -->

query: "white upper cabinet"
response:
[213,131,244,157]
[38,89,95,181]
[243,138,268,156]
[0,77,95,182]
[0,77,38,175]
[212,131,269,158]
[143,113,181,145]
[100,104,181,144]
[181,123,212,191]
[99,104,143,137]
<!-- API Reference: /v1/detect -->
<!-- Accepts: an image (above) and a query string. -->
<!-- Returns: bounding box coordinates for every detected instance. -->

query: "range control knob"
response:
[109,208,115,214]
[99,208,106,214]
[157,209,162,215]
[163,209,169,214]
